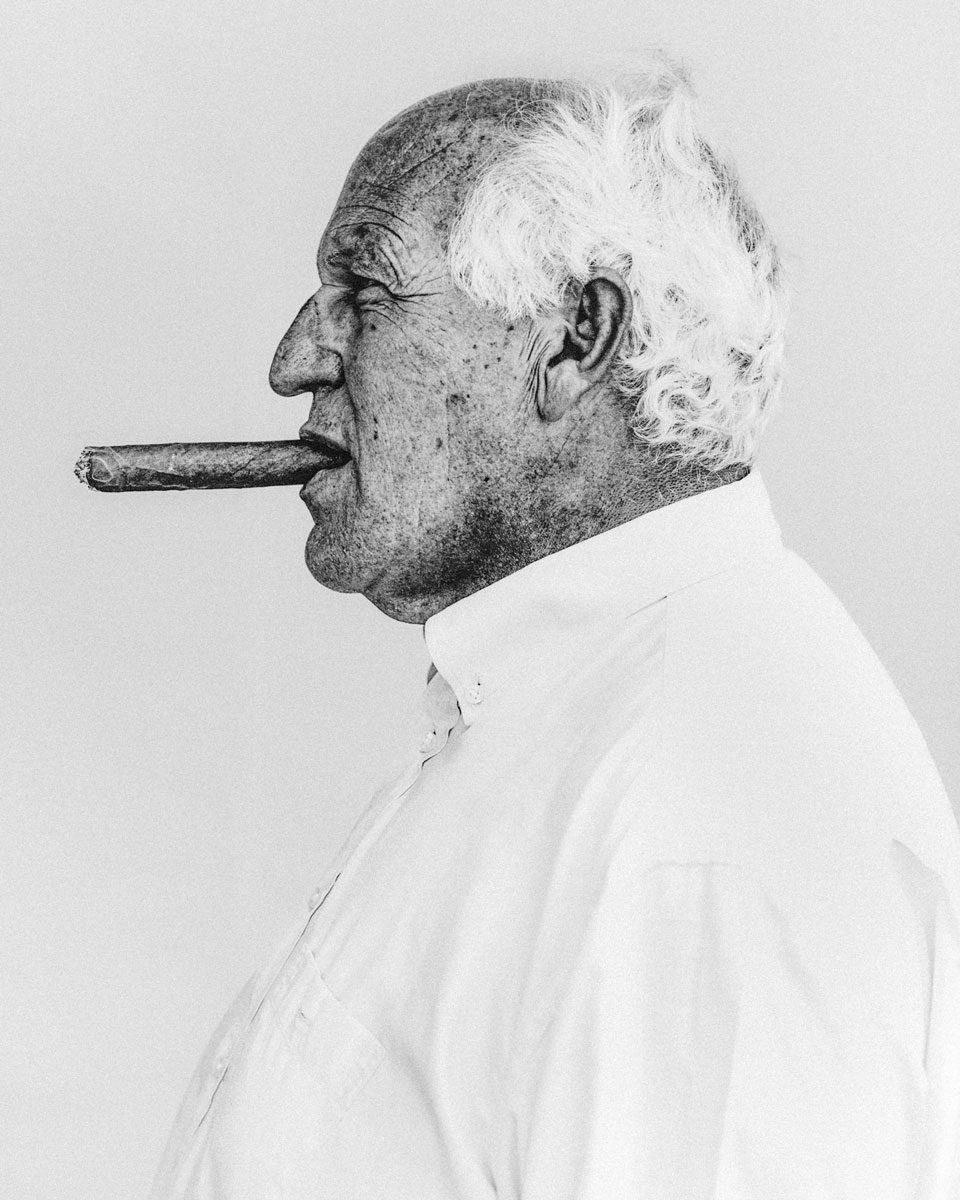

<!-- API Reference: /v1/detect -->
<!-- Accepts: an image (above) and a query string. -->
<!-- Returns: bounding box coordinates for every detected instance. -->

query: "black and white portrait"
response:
[4,1,958,1196]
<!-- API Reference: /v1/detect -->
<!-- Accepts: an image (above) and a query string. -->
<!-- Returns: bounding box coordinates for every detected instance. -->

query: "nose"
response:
[269,294,345,397]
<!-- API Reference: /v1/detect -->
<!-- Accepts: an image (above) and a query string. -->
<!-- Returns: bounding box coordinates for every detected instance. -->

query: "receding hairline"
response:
[343,79,553,215]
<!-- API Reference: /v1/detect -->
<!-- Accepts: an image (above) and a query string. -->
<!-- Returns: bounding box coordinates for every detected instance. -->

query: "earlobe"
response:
[538,270,633,423]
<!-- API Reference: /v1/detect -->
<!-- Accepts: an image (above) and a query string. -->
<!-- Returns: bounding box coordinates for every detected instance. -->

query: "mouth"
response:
[298,427,352,469]
[298,426,353,511]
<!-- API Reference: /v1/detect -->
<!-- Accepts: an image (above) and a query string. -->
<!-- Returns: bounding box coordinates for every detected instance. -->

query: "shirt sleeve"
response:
[511,856,932,1200]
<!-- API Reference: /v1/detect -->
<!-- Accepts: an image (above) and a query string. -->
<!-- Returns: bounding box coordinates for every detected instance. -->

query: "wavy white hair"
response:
[448,57,787,470]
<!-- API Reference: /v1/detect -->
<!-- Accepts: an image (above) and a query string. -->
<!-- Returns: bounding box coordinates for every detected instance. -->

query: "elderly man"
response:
[152,60,960,1199]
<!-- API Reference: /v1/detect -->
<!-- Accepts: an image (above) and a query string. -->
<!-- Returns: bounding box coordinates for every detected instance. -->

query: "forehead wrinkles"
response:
[350,109,508,228]
[326,100,517,278]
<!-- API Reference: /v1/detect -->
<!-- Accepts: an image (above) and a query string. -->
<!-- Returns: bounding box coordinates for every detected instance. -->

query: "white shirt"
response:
[152,473,960,1199]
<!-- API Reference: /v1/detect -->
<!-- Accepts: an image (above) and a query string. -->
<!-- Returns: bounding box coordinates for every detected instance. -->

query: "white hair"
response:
[448,57,787,470]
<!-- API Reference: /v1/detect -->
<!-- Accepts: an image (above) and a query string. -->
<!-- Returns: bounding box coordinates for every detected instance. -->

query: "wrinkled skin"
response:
[270,81,730,623]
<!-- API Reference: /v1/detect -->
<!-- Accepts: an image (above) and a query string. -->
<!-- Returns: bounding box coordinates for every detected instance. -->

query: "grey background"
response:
[2,0,957,1195]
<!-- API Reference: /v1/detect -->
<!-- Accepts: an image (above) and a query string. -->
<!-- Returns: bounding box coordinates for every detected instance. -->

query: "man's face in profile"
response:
[270,91,550,622]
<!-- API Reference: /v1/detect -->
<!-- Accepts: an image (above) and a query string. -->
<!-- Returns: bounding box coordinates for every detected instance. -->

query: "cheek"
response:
[346,319,456,485]
[345,301,528,497]
[443,326,535,463]
[456,318,535,419]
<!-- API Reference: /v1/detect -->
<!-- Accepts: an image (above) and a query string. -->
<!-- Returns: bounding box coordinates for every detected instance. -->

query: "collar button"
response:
[465,679,483,705]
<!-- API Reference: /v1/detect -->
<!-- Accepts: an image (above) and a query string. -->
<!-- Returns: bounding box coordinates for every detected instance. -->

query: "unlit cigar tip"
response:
[74,448,93,486]
[75,447,117,489]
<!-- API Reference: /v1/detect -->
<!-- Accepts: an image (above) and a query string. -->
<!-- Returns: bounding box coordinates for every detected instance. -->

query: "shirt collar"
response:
[423,471,781,724]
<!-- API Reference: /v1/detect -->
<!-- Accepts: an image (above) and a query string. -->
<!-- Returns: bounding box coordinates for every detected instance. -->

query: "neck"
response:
[371,451,749,624]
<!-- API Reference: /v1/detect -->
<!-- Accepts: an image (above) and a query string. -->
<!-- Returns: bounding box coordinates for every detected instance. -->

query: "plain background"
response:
[2,0,958,1195]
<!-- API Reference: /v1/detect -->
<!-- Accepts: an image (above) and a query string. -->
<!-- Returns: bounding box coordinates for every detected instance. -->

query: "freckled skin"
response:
[270,81,743,623]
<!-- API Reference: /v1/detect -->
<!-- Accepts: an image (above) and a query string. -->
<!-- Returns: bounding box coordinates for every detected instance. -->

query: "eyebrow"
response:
[321,223,405,286]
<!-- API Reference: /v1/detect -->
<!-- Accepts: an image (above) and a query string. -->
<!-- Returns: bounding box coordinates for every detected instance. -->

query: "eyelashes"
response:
[353,278,396,301]
[319,266,395,297]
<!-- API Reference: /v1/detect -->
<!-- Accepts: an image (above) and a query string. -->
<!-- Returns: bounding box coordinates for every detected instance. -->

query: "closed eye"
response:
[321,252,396,297]
[322,269,395,301]
[352,276,393,297]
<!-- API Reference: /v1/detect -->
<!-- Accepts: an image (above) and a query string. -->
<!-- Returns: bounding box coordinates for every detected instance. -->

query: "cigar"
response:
[75,440,348,492]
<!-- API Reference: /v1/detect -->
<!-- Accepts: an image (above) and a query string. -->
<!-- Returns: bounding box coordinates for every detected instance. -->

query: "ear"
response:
[537,269,633,423]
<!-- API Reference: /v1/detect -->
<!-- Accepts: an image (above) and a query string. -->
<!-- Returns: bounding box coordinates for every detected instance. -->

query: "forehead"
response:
[322,82,535,259]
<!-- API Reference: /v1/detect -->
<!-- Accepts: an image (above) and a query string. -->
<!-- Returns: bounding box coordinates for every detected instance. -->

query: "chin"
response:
[361,580,438,625]
[303,526,364,595]
[303,516,451,624]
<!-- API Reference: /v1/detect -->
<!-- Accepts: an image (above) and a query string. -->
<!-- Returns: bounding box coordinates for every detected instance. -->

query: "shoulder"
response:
[604,547,950,868]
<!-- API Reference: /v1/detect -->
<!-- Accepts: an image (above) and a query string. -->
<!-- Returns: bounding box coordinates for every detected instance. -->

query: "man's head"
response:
[269,57,785,623]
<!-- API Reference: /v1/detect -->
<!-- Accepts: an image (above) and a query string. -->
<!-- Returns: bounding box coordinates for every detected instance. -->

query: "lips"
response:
[298,426,352,467]
[298,426,353,514]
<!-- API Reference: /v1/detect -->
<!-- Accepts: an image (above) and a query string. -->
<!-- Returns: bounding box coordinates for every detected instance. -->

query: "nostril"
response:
[315,347,345,388]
